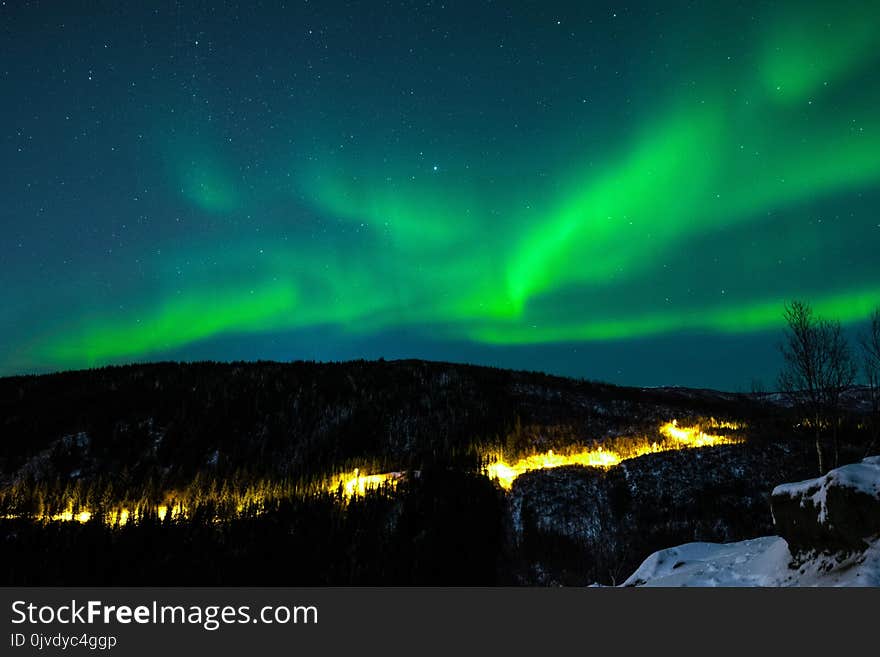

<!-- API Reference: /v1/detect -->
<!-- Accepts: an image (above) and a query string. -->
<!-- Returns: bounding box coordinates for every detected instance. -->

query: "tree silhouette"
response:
[860,308,880,456]
[778,300,856,473]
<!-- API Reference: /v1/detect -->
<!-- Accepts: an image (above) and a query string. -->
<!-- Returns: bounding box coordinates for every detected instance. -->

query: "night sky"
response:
[2,1,879,389]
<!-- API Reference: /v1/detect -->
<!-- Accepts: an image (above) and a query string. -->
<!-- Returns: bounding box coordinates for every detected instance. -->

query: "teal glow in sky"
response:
[2,1,879,389]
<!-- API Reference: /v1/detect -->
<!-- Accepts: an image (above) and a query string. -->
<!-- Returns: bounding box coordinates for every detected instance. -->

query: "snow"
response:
[772,457,880,524]
[622,454,880,586]
[622,535,880,587]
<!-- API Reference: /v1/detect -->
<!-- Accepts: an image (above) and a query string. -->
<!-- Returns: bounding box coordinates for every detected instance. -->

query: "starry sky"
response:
[2,0,879,390]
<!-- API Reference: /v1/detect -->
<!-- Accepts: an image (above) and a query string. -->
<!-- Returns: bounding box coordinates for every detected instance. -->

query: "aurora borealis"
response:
[2,1,879,388]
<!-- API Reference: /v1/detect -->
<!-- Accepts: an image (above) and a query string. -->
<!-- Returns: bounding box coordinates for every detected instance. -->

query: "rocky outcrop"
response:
[771,456,880,555]
[622,455,880,586]
[506,440,815,585]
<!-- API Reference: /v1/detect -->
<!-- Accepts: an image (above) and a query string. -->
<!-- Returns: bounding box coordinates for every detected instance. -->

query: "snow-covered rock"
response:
[771,456,880,554]
[622,455,880,586]
[621,535,880,586]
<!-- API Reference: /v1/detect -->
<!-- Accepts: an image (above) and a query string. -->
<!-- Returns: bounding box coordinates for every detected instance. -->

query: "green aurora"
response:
[2,1,879,387]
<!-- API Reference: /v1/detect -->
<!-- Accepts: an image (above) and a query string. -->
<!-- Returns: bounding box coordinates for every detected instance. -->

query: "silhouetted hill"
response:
[0,359,763,487]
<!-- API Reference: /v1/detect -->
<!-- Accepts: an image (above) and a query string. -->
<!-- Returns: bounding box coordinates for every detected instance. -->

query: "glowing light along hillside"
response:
[48,508,93,524]
[3,471,404,528]
[485,420,743,489]
[33,501,191,528]
[325,469,405,499]
[486,450,621,490]
[2,420,741,525]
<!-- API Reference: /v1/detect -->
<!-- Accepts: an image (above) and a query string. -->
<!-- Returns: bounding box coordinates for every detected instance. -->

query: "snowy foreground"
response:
[622,456,880,587]
[621,535,880,586]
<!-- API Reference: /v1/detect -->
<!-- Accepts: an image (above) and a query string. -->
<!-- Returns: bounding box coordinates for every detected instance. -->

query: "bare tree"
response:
[778,301,856,474]
[822,319,857,468]
[860,309,880,456]
[779,301,826,473]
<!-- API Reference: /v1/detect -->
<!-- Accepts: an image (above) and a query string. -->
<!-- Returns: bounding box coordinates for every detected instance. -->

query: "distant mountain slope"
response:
[0,359,761,489]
